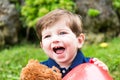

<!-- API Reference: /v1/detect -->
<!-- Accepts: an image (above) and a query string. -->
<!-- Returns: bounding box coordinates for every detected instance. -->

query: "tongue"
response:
[55,49,64,54]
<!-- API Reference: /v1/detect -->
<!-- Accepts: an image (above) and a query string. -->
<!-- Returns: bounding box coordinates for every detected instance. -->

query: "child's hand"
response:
[90,58,108,71]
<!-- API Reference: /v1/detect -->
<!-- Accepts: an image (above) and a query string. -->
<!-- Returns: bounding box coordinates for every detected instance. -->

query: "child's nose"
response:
[51,35,60,43]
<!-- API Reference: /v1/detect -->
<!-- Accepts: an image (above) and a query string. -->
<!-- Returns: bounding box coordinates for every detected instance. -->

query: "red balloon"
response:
[62,63,113,80]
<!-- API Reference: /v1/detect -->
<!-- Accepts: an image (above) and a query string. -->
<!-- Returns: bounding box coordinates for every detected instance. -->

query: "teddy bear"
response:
[20,59,62,80]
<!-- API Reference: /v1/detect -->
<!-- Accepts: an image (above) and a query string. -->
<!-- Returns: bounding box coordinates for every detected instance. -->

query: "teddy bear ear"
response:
[62,63,113,80]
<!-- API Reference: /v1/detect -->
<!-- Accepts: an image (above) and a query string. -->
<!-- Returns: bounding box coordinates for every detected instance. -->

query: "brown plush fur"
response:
[20,59,62,80]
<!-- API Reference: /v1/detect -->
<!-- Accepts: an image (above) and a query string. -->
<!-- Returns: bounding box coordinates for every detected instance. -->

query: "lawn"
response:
[0,37,120,80]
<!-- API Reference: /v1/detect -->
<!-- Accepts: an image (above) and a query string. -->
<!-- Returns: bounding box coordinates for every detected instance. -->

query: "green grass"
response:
[0,37,120,80]
[0,43,48,80]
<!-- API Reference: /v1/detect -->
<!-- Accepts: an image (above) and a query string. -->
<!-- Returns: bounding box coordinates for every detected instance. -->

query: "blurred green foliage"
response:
[112,0,120,9]
[21,0,75,28]
[87,8,100,17]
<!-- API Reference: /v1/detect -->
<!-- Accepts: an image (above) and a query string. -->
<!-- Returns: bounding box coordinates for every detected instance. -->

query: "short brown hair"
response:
[36,9,83,41]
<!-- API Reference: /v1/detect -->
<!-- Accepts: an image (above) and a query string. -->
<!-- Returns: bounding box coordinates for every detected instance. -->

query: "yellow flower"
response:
[99,42,108,48]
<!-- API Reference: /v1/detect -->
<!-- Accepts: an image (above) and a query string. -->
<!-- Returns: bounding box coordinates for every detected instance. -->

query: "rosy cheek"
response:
[43,43,51,50]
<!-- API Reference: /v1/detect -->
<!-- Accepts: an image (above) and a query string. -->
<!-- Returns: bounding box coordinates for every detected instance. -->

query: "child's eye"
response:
[59,32,67,35]
[44,35,51,39]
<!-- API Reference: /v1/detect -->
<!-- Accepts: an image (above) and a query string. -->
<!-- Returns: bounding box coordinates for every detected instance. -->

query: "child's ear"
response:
[77,33,85,48]
[40,41,43,48]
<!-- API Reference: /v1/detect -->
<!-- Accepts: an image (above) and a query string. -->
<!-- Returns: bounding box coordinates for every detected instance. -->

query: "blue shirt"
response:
[41,50,90,77]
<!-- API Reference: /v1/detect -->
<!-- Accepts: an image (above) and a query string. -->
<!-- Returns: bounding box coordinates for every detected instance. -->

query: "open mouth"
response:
[53,46,65,54]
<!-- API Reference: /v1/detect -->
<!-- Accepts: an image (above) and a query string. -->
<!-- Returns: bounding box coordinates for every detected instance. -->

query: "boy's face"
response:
[40,18,85,67]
